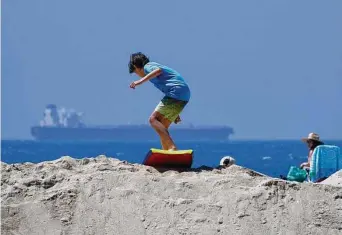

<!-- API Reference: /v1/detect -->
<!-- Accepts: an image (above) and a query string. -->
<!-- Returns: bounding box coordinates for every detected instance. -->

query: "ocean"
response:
[1,140,342,178]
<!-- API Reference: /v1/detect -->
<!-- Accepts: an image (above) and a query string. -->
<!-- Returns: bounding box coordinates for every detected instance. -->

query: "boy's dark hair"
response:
[129,52,150,73]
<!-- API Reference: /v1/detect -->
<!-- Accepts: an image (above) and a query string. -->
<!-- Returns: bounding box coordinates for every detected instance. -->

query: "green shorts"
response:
[155,96,188,122]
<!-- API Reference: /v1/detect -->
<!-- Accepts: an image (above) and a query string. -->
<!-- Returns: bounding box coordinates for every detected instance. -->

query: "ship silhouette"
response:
[30,104,235,141]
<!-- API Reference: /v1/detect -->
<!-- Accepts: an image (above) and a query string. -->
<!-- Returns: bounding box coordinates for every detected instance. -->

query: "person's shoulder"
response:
[144,62,163,73]
[144,61,160,67]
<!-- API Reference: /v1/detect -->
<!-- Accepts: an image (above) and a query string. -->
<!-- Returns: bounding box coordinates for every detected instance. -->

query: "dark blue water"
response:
[2,140,342,177]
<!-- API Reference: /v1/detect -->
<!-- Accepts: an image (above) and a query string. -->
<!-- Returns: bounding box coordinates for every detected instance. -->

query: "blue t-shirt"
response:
[144,62,191,102]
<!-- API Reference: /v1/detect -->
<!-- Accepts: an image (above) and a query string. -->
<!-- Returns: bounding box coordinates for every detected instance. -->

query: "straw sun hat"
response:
[301,132,323,144]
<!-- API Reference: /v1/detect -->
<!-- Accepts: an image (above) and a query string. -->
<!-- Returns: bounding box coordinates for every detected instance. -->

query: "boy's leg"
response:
[149,96,188,150]
[149,111,175,150]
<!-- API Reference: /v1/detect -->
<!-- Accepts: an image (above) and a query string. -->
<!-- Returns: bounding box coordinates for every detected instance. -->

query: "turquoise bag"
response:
[287,166,308,182]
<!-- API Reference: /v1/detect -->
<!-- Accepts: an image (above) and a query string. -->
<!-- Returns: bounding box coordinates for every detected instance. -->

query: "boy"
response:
[128,52,191,151]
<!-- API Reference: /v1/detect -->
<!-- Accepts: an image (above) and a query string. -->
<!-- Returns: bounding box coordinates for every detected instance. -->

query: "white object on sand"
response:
[220,156,236,167]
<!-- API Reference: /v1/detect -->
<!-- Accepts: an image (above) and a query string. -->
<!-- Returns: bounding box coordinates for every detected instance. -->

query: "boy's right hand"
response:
[130,81,138,89]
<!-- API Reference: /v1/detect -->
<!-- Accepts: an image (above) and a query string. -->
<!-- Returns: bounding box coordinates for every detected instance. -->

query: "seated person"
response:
[300,132,324,170]
[280,132,324,181]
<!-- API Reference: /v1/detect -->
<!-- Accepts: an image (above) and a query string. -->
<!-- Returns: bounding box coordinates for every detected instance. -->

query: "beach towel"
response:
[309,145,341,182]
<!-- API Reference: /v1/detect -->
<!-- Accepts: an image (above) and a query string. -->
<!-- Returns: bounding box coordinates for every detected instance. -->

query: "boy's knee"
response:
[149,115,157,125]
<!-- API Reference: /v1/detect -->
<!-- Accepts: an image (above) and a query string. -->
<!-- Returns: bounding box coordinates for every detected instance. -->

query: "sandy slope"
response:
[1,156,342,235]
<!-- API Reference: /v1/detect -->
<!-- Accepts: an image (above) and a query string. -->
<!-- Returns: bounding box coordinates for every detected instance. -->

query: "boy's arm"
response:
[136,68,162,85]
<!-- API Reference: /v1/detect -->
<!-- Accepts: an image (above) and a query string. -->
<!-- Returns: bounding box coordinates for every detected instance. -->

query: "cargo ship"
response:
[30,104,235,141]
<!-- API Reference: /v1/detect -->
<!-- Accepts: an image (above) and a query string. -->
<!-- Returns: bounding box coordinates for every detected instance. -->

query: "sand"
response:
[1,155,342,235]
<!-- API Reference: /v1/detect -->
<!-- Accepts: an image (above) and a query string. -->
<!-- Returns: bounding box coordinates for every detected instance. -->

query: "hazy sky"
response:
[2,0,342,140]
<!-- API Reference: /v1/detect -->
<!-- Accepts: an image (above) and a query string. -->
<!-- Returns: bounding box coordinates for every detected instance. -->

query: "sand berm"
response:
[1,155,342,235]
